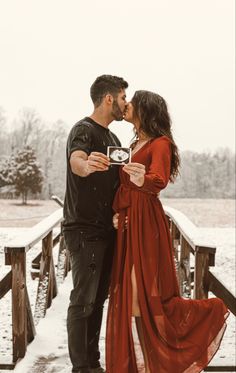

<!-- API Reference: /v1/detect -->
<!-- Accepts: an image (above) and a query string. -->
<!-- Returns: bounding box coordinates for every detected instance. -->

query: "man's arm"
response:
[70,150,110,177]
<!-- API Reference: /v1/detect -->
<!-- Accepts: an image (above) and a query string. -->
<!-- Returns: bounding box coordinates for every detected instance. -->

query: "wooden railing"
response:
[164,206,236,372]
[0,208,70,370]
[0,204,235,370]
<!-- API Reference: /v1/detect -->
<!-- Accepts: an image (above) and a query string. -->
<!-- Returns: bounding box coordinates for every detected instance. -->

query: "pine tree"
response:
[0,146,44,204]
[0,155,16,187]
[14,146,44,204]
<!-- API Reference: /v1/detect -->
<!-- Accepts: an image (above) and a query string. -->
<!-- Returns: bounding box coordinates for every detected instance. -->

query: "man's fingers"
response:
[89,152,110,165]
[88,160,109,170]
[88,166,108,173]
[89,156,110,167]
[86,152,110,174]
[91,151,109,158]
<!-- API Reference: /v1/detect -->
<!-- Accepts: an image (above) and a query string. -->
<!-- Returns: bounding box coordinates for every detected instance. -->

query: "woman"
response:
[106,90,228,373]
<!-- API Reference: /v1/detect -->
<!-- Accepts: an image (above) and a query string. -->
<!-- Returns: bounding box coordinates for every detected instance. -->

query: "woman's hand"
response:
[123,162,146,187]
[113,213,119,229]
[113,213,128,229]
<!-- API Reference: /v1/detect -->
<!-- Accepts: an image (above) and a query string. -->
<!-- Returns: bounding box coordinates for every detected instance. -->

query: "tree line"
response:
[0,107,235,203]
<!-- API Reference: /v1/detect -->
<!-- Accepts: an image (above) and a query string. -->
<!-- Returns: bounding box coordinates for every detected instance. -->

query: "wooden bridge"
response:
[0,197,235,372]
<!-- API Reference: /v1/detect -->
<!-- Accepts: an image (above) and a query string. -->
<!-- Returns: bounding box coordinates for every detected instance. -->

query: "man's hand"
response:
[87,152,110,174]
[70,150,110,177]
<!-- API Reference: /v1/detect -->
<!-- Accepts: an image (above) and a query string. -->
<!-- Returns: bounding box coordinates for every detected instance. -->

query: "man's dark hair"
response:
[90,75,128,107]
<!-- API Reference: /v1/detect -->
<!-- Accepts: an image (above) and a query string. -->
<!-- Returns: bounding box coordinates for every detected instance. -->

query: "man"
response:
[63,75,128,373]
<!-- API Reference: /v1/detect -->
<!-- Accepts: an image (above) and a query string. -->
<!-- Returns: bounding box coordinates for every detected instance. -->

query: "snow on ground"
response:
[0,200,59,228]
[199,228,235,295]
[12,274,73,373]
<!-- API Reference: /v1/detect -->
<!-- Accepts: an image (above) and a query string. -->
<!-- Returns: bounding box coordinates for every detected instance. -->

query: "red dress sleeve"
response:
[138,136,171,194]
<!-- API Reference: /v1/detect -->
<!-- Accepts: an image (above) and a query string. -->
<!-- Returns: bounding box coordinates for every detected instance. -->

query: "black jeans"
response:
[65,231,115,371]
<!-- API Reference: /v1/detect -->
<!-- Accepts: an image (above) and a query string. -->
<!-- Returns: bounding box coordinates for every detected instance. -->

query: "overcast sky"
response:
[0,0,235,152]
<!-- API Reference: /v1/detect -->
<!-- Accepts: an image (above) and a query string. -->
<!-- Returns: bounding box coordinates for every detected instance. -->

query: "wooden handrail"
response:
[0,271,12,299]
[4,208,63,254]
[0,207,70,369]
[164,206,216,255]
[207,271,236,315]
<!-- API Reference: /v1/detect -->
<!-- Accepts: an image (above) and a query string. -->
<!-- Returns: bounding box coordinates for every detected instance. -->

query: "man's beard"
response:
[111,100,124,121]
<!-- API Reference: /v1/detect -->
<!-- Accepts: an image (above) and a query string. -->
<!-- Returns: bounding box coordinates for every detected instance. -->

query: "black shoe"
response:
[89,367,106,373]
[73,369,90,373]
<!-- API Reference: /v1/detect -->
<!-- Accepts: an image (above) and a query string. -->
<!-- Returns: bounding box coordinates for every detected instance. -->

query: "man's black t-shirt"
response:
[63,117,121,242]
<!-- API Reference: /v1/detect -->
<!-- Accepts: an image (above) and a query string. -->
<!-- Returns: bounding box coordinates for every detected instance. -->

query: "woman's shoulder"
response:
[150,135,171,147]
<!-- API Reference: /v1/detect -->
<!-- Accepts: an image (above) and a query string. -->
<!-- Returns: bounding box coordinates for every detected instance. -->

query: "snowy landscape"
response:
[0,0,235,371]
[0,198,235,372]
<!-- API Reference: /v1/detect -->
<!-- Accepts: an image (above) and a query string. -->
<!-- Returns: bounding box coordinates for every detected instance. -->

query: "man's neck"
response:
[90,109,112,129]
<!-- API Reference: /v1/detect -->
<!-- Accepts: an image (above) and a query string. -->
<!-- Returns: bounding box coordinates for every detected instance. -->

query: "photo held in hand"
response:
[107,146,131,165]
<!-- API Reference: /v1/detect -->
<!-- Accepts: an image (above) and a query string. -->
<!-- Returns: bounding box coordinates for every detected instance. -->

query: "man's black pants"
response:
[65,231,114,372]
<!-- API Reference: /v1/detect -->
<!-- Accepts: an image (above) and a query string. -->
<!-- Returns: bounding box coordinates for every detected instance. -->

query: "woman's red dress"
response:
[106,136,228,373]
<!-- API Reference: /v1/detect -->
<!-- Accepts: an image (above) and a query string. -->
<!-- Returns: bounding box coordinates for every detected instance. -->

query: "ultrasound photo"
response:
[107,146,131,165]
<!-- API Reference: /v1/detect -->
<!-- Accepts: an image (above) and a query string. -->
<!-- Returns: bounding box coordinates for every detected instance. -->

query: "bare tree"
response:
[11,108,43,152]
[39,120,68,198]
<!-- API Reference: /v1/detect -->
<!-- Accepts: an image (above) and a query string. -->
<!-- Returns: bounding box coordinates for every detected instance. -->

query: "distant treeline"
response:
[162,149,235,198]
[0,107,235,200]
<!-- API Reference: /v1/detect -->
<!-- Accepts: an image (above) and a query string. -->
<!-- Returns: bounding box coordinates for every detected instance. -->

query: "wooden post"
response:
[11,250,27,362]
[34,231,57,324]
[57,235,70,282]
[30,252,42,279]
[170,221,180,261]
[43,231,57,307]
[194,247,209,299]
[166,215,171,228]
[169,221,180,286]
[26,287,36,343]
[179,236,191,297]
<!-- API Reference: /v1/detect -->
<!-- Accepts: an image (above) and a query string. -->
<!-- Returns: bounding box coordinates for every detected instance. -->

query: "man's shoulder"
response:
[68,117,95,137]
[72,117,94,130]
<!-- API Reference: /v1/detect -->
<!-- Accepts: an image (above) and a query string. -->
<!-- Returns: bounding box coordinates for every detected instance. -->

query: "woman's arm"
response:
[123,137,171,193]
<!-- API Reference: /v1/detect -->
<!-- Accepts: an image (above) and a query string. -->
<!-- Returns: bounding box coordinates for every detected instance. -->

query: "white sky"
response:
[0,0,235,152]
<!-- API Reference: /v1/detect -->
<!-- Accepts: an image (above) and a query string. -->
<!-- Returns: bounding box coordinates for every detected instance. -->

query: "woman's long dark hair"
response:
[131,90,180,182]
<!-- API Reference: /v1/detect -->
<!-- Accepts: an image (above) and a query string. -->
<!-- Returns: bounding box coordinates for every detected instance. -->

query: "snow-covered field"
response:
[0,199,235,372]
